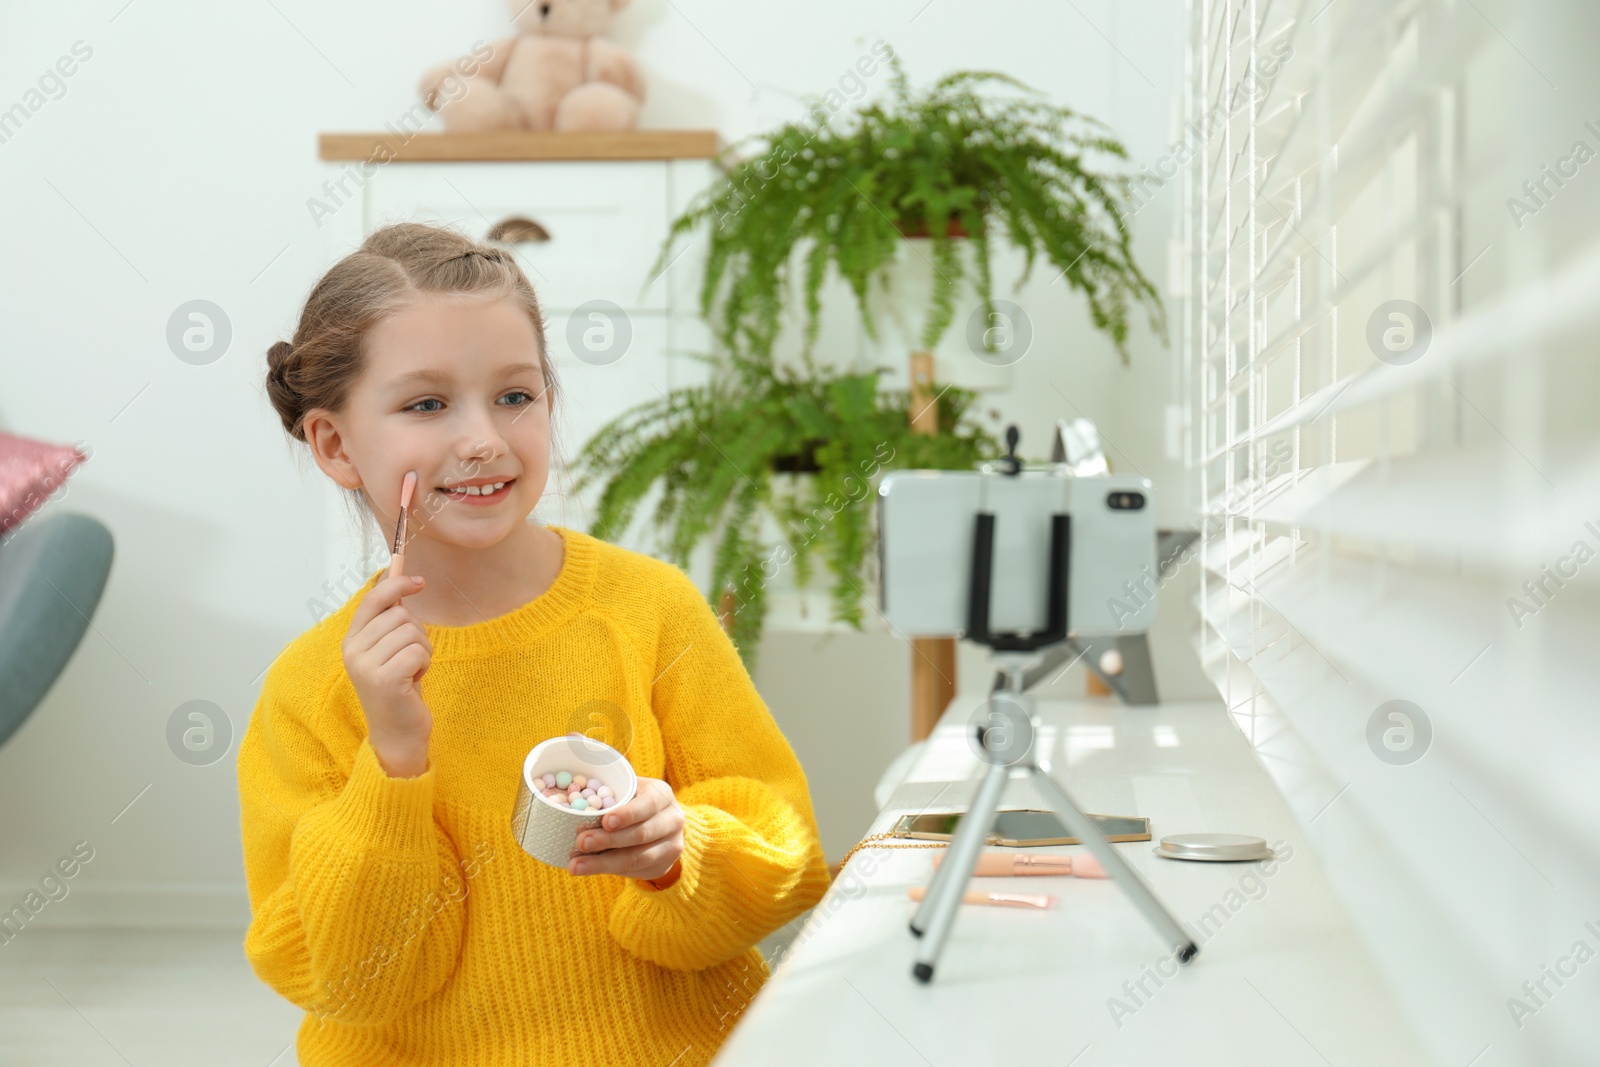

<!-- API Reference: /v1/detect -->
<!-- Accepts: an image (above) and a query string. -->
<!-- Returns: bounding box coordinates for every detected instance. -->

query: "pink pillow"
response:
[0,432,88,534]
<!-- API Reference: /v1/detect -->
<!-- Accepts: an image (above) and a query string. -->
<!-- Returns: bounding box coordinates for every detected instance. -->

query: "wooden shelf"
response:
[318,129,722,163]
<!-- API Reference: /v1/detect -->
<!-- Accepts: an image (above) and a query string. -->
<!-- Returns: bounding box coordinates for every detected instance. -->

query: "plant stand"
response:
[868,237,1015,396]
[907,351,957,742]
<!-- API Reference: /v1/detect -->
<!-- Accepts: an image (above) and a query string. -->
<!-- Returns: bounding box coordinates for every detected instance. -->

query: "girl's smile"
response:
[436,476,517,505]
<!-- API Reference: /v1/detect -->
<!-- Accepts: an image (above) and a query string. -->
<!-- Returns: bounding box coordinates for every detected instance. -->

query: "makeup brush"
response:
[390,470,418,579]
[907,884,1055,910]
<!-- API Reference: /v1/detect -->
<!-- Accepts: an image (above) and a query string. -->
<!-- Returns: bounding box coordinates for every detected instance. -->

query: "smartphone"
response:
[876,470,1157,638]
[891,809,1152,846]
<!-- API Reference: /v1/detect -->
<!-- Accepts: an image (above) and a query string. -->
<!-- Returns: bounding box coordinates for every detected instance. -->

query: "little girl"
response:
[240,221,830,1065]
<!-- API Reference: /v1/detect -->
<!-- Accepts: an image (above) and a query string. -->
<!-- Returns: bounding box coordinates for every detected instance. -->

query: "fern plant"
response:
[571,357,1001,668]
[649,47,1166,367]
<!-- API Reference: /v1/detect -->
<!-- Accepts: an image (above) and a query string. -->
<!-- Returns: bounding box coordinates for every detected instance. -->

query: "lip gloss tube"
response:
[931,851,1106,878]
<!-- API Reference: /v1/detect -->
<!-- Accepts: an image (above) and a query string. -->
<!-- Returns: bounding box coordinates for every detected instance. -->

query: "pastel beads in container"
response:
[537,768,619,811]
[510,732,639,869]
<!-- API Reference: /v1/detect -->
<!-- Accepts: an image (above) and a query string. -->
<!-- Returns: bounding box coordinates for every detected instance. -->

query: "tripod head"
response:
[966,428,1073,655]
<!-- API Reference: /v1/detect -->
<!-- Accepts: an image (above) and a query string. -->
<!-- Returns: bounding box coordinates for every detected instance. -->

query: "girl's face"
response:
[307,291,552,552]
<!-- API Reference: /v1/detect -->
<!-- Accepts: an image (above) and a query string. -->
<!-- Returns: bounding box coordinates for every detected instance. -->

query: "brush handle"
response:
[390,471,418,578]
[907,884,1054,909]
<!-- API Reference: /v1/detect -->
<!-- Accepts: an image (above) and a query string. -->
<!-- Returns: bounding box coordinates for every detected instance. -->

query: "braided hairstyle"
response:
[264,222,558,446]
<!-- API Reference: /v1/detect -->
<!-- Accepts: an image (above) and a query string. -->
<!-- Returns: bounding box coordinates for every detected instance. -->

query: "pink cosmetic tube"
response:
[931,850,1107,878]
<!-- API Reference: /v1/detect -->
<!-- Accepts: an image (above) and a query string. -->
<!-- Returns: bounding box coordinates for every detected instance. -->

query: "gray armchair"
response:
[0,511,114,746]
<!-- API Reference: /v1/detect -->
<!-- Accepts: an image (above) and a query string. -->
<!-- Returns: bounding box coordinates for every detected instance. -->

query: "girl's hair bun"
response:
[265,339,305,440]
[266,340,295,380]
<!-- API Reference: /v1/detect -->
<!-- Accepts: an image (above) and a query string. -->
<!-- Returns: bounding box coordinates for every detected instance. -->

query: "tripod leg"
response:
[909,756,1012,982]
[1029,761,1198,963]
[908,755,1009,938]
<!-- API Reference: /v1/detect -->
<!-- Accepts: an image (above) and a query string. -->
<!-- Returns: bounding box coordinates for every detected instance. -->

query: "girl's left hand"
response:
[568,777,684,883]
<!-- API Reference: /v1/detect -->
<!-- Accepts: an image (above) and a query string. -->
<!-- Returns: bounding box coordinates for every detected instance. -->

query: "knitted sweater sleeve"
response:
[238,658,468,1027]
[607,566,832,971]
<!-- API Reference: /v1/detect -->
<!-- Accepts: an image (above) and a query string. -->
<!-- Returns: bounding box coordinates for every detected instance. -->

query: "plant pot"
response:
[892,216,981,240]
[864,236,1017,392]
[770,441,825,474]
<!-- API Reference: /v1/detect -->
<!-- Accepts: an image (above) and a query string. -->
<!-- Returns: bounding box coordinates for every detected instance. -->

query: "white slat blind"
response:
[1182,1,1600,1062]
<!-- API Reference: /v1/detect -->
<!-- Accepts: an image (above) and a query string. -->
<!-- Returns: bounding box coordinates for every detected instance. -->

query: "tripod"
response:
[906,477,1199,982]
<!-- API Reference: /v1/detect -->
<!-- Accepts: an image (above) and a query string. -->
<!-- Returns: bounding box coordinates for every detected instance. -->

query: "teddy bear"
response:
[418,0,644,133]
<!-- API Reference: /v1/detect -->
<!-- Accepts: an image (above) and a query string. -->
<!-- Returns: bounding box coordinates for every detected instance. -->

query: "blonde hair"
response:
[265,221,560,529]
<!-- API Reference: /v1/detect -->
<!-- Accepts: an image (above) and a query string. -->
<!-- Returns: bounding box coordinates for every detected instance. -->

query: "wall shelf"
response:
[318,129,722,163]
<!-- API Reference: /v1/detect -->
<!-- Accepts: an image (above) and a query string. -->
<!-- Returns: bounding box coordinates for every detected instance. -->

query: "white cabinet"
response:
[546,310,673,451]
[363,163,673,312]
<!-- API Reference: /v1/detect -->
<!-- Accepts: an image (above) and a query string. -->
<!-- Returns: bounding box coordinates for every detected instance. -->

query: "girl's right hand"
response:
[342,572,434,778]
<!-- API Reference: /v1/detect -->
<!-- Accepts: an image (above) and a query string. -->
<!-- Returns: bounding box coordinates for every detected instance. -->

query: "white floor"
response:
[0,927,304,1066]
[0,920,808,1065]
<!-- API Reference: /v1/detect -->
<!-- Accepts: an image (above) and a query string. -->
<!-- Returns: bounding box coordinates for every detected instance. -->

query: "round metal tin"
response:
[1153,833,1274,862]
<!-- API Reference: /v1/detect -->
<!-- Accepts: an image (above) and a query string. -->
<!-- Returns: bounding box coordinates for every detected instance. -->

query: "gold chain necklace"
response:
[835,832,948,875]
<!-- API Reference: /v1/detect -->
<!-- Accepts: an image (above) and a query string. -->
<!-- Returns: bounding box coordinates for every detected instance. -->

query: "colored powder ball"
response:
[534,768,623,813]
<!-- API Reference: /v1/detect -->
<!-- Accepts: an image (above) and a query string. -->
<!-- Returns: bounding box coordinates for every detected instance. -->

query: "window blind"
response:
[1181,0,1600,1062]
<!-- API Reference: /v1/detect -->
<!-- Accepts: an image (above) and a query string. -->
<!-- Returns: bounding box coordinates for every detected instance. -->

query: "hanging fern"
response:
[648,47,1166,367]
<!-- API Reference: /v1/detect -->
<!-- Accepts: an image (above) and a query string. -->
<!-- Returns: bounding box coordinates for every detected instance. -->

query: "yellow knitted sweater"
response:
[238,525,830,1066]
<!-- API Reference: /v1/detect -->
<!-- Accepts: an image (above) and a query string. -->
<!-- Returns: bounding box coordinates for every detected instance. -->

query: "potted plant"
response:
[572,356,1001,666]
[649,47,1166,370]
[571,50,1165,663]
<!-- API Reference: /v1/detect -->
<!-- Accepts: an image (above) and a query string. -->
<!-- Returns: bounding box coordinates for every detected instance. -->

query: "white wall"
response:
[0,0,1192,919]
